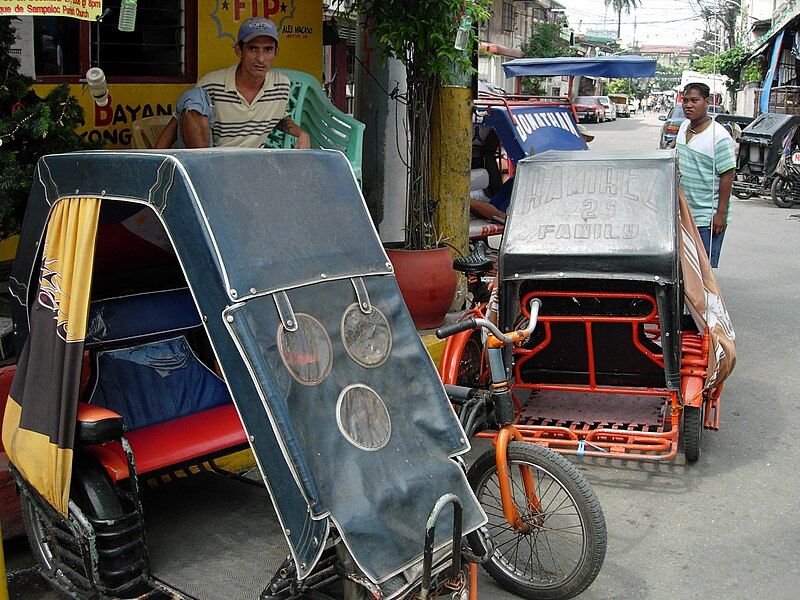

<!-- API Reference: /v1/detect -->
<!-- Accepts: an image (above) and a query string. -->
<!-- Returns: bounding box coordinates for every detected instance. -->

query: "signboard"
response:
[200,0,322,75]
[0,0,103,21]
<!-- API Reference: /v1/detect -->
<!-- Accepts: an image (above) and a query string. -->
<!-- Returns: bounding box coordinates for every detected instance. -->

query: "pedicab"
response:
[732,111,800,203]
[1,149,492,599]
[470,56,657,241]
[442,151,736,464]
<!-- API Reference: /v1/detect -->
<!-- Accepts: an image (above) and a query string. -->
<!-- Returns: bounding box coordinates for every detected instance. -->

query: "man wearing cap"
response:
[156,17,310,149]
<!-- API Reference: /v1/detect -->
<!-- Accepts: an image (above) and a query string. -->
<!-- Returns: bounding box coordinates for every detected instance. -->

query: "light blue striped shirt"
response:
[676,120,736,226]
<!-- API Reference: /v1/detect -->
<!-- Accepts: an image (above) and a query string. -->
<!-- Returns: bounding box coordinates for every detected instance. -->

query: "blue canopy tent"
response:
[501,55,658,79]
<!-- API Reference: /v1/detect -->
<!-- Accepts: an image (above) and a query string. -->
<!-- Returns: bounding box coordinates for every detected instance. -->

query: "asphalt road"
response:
[4,113,800,599]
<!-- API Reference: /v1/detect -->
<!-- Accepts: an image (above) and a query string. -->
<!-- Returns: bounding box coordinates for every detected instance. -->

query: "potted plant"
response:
[343,0,490,329]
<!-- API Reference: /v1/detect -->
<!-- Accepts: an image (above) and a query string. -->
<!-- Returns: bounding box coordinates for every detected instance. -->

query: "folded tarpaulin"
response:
[480,104,588,165]
[502,56,657,79]
[678,189,736,389]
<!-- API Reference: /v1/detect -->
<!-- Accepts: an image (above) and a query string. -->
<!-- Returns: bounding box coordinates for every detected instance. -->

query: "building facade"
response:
[479,0,570,93]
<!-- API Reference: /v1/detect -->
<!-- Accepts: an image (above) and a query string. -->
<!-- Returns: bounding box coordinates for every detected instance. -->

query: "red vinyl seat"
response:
[83,403,247,483]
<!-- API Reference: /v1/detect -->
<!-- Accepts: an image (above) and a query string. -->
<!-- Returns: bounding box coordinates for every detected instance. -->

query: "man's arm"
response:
[713,134,737,235]
[154,117,178,149]
[714,169,734,235]
[276,116,311,149]
[181,111,212,148]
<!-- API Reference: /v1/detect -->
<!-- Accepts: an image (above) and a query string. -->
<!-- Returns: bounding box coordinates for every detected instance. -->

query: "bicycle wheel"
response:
[456,331,485,389]
[771,177,795,208]
[468,442,606,600]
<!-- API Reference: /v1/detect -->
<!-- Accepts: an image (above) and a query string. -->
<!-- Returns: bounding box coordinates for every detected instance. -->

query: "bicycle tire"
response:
[771,177,796,208]
[683,405,703,463]
[456,331,485,389]
[22,455,148,598]
[467,442,606,600]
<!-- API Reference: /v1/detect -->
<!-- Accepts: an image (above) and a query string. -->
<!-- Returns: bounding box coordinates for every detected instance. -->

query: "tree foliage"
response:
[521,23,575,60]
[603,0,641,39]
[607,78,644,98]
[0,18,99,240]
[519,23,576,95]
[693,44,748,93]
[341,0,491,249]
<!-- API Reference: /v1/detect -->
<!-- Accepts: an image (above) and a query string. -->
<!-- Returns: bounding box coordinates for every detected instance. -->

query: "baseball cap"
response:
[238,17,279,44]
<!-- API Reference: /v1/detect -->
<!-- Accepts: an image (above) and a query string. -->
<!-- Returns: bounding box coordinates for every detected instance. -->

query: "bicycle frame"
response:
[438,300,543,534]
[440,289,716,463]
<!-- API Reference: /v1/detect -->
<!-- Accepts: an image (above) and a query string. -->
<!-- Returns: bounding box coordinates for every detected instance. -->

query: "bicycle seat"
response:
[453,241,493,275]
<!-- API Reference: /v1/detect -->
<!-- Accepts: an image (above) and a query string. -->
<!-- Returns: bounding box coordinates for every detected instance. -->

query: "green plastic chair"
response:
[265,69,365,185]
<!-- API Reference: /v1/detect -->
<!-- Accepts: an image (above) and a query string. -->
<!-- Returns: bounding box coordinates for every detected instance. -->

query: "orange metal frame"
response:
[469,290,715,462]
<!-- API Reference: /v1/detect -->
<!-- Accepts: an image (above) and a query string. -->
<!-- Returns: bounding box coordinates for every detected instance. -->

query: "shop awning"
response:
[750,5,800,57]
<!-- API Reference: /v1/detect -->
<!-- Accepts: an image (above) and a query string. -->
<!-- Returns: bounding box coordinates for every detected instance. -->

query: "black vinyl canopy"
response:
[10,149,485,587]
[738,111,800,144]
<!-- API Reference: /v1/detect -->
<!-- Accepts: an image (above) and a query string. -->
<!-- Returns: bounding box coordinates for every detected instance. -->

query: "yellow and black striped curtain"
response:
[2,197,101,515]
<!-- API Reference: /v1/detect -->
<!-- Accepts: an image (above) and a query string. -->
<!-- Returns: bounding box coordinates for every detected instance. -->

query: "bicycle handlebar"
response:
[435,317,477,339]
[434,299,541,346]
[478,298,541,345]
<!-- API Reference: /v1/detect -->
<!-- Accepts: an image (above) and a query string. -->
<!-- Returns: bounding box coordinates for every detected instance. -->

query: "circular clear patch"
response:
[336,384,391,451]
[341,304,392,368]
[277,314,333,386]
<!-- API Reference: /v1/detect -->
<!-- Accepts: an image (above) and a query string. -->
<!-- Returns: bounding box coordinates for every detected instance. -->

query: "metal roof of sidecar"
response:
[739,111,800,141]
[499,151,679,283]
[477,104,588,163]
[12,149,391,307]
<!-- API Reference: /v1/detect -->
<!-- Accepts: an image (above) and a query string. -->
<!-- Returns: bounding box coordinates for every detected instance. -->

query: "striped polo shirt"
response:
[199,65,291,148]
[676,119,736,226]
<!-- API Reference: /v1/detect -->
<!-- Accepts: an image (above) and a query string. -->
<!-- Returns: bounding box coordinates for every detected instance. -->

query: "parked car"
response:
[597,96,617,120]
[573,96,606,123]
[609,93,631,117]
[658,104,728,148]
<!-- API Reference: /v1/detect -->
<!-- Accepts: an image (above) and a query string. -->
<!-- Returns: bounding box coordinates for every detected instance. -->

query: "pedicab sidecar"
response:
[733,112,800,200]
[442,151,736,463]
[1,149,488,599]
[470,56,658,241]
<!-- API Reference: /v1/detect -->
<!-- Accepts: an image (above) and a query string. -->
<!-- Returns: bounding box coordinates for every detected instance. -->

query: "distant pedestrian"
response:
[675,82,736,267]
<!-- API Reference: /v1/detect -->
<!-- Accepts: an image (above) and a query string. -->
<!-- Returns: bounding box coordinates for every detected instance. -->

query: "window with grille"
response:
[93,0,186,78]
[502,2,514,32]
[27,1,195,84]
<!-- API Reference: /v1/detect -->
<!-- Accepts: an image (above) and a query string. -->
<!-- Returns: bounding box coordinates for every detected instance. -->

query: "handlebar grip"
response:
[443,384,477,400]
[436,318,477,339]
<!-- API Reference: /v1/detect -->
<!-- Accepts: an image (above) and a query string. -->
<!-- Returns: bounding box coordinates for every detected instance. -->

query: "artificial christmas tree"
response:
[0,17,99,240]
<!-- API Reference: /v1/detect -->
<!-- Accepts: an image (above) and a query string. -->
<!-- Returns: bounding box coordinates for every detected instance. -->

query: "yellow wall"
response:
[32,0,323,149]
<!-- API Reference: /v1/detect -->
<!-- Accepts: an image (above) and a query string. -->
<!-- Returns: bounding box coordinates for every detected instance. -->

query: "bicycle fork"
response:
[487,343,542,534]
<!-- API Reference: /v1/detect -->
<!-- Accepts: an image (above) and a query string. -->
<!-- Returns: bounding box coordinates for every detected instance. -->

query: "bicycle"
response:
[437,294,607,600]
